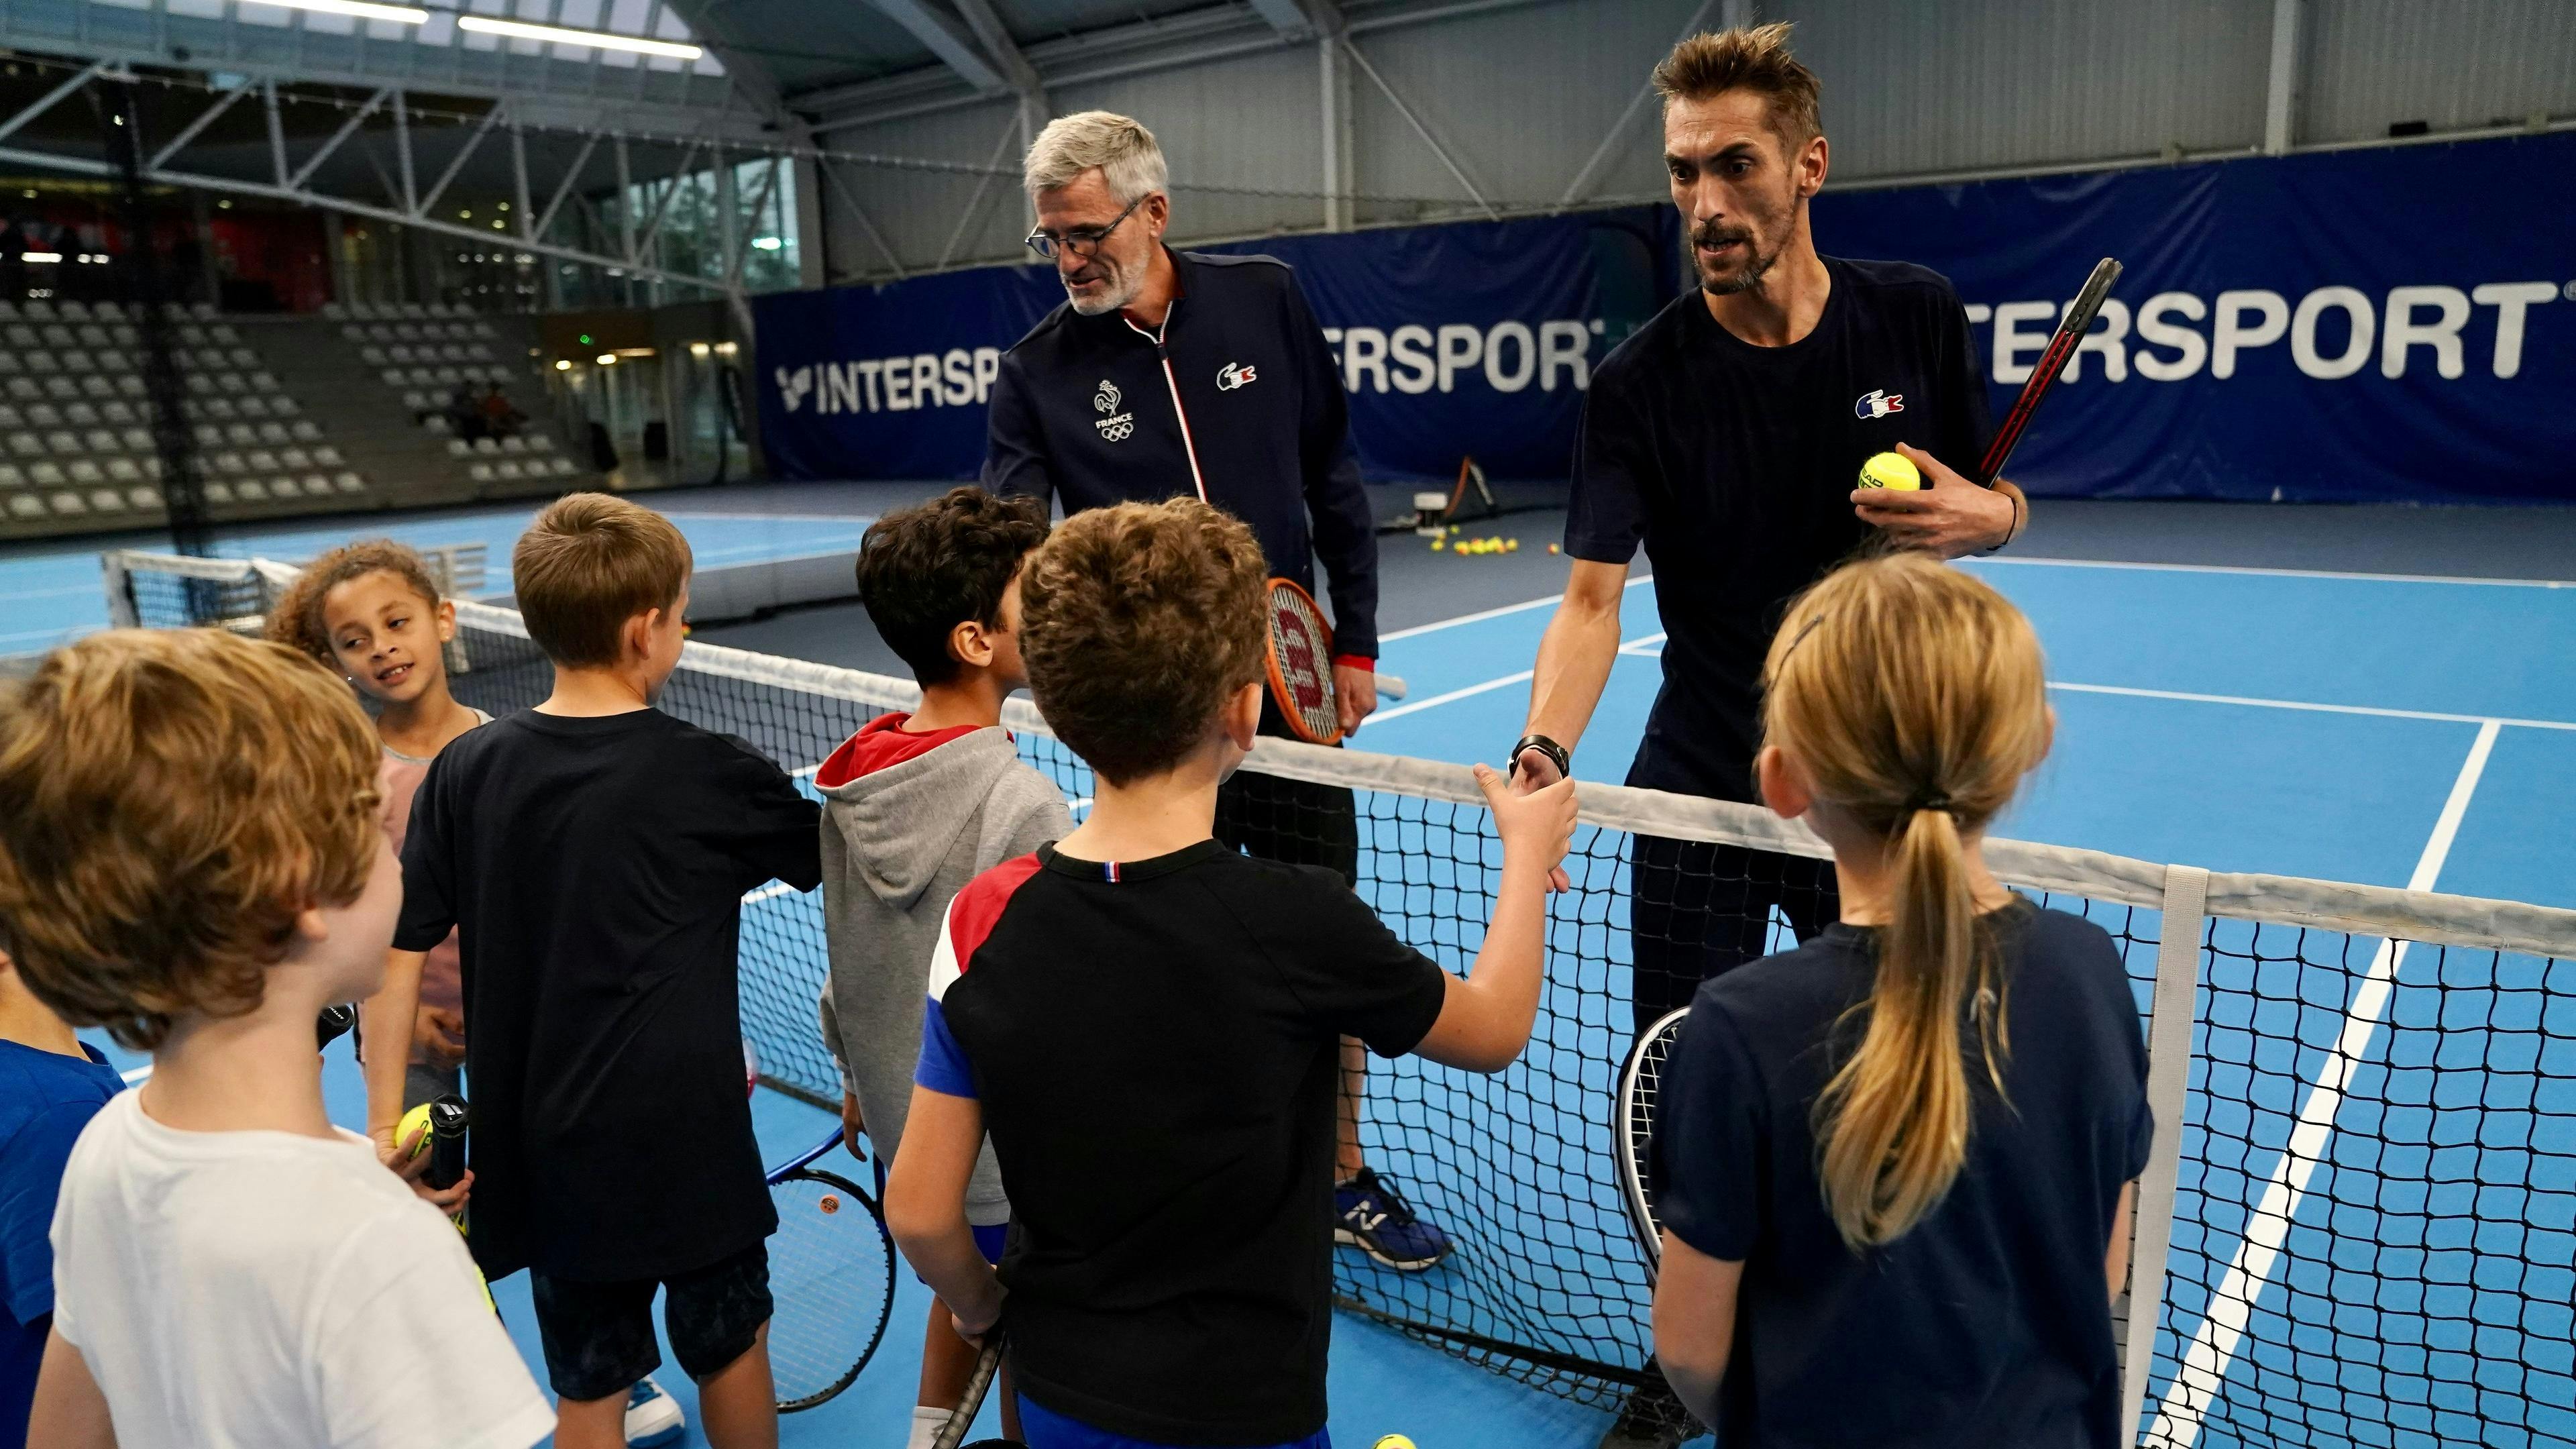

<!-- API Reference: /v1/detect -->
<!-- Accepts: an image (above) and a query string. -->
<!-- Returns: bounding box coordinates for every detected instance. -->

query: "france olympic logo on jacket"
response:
[1093,378,1134,442]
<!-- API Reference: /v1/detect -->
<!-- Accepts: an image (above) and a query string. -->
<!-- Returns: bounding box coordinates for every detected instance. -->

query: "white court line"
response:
[1969,555,2576,589]
[743,881,804,905]
[120,1064,154,1085]
[2049,681,2576,733]
[1377,574,1653,644]
[1369,627,1667,724]
[2149,719,2500,1449]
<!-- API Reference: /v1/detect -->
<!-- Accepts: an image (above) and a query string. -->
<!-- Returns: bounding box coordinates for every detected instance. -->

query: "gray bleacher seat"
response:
[64,402,96,425]
[213,451,247,475]
[211,324,239,344]
[246,449,278,472]
[29,462,64,486]
[252,371,280,390]
[228,347,258,366]
[6,379,40,401]
[0,354,17,374]
[182,374,215,395]
[471,437,500,454]
[278,447,311,469]
[362,347,387,365]
[0,464,20,488]
[178,325,207,345]
[59,350,91,372]
[141,456,160,478]
[224,423,257,445]
[84,429,118,453]
[204,399,239,421]
[0,301,13,320]
[68,461,103,484]
[24,404,57,427]
[217,374,250,394]
[256,422,290,444]
[235,479,269,501]
[5,495,39,520]
[268,476,303,499]
[272,396,299,416]
[21,301,51,319]
[24,350,54,371]
[289,420,321,440]
[58,301,89,320]
[423,415,450,436]
[494,460,525,480]
[381,370,407,388]
[2,325,32,347]
[333,471,365,494]
[238,397,270,419]
[44,432,80,455]
[5,434,38,459]
[434,367,462,386]
[389,345,414,363]
[300,473,333,498]
[121,427,153,451]
[204,481,233,504]
[93,349,126,371]
[101,400,134,423]
[467,462,494,482]
[78,378,110,398]
[313,445,343,466]
[38,325,71,346]
[76,325,108,347]
[86,488,125,513]
[44,378,78,400]
[323,303,347,320]
[115,377,144,397]
[105,458,140,482]
[95,303,123,321]
[126,487,160,511]
[48,491,86,517]
[191,424,223,447]
[445,439,473,458]
[498,436,526,454]
[0,405,15,429]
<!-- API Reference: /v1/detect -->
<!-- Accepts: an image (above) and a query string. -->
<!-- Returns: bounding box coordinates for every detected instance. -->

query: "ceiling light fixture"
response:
[455,15,701,58]
[240,0,431,25]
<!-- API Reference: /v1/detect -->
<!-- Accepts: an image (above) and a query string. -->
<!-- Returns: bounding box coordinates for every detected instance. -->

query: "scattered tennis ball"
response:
[1430,537,1444,550]
[1857,450,1921,491]
[1548,543,1560,554]
[1374,1438,1417,1449]
[1505,538,1519,552]
[398,1102,435,1159]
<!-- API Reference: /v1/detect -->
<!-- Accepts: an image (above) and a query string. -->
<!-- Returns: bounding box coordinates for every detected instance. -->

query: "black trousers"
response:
[1628,835,1840,1037]
[1214,767,1359,888]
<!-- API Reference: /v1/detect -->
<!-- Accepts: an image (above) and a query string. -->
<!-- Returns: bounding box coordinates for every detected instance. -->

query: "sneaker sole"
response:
[1334,1224,1445,1272]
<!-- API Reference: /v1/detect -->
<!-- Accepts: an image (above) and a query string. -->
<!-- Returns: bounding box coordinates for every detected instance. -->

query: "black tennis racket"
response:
[932,1333,1009,1449]
[1973,257,2123,486]
[765,1128,896,1411]
[1614,1007,1695,1275]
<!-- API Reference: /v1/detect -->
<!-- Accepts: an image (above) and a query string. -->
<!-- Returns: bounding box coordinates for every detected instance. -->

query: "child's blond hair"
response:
[1761,551,2051,1248]
[0,629,382,1049]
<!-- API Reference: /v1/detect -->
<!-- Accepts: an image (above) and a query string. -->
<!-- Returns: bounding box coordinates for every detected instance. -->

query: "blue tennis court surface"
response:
[0,505,874,655]
[66,523,2576,1448]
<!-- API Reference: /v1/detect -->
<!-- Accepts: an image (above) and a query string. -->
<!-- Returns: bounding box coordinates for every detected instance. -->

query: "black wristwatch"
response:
[1510,733,1570,781]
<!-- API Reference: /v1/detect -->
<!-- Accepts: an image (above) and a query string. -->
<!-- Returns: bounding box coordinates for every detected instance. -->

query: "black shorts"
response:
[529,1240,773,1402]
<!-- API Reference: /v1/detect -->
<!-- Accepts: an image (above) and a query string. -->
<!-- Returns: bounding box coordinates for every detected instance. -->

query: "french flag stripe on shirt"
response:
[916,853,1045,1099]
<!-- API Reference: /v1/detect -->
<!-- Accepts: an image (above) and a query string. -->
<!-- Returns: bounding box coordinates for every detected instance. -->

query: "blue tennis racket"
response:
[765,1128,896,1411]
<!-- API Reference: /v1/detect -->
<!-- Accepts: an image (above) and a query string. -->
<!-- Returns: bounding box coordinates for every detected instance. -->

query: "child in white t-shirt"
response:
[0,627,552,1449]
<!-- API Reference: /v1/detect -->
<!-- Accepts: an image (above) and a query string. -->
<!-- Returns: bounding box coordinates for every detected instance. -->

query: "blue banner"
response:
[757,131,2573,504]
[1816,130,2576,504]
[754,206,1678,486]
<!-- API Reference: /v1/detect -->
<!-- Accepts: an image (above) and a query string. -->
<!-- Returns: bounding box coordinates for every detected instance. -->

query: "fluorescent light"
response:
[750,235,782,251]
[240,0,431,24]
[596,354,616,366]
[21,252,61,264]
[455,15,701,58]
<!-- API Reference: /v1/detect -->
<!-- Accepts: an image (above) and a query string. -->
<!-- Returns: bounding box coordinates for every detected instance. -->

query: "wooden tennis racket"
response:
[1264,577,1407,745]
[1974,257,2123,487]
[1613,1006,1694,1276]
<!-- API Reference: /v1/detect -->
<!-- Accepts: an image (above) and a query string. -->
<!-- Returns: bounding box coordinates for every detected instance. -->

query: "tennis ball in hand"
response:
[1374,1438,1417,1449]
[1858,450,1921,491]
[398,1102,435,1159]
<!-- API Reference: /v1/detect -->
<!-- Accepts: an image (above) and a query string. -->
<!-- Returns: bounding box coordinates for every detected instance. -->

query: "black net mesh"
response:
[108,557,2576,1446]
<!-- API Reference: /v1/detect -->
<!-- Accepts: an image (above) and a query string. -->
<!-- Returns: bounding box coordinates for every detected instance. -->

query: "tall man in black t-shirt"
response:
[1509,24,2028,1044]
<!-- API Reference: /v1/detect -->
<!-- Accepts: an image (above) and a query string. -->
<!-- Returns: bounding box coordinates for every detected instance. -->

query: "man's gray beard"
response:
[1066,265,1140,317]
[1700,239,1782,297]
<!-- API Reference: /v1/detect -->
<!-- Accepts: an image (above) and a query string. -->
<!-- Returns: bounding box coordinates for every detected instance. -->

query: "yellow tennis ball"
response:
[1430,537,1444,551]
[1858,451,1921,491]
[398,1102,435,1158]
[1374,1438,1417,1449]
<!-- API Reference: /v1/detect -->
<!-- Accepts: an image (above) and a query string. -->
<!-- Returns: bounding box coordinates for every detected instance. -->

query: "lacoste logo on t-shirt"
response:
[1855,388,1905,420]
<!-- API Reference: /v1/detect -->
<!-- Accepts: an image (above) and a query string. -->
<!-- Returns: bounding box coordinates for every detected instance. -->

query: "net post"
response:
[2121,862,2208,1445]
[100,551,140,629]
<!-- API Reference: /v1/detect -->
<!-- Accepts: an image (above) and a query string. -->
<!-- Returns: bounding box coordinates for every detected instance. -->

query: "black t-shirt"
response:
[394,708,823,1282]
[1653,904,2153,1449]
[1566,257,1990,801]
[915,840,1450,1443]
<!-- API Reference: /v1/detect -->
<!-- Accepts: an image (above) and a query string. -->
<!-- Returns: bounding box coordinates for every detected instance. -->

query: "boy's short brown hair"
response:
[1020,499,1267,785]
[856,486,1049,686]
[0,629,382,1050]
[1654,22,1822,148]
[513,493,692,667]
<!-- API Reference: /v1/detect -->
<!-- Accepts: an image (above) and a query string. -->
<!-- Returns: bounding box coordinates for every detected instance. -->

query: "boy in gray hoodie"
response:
[813,486,1071,1449]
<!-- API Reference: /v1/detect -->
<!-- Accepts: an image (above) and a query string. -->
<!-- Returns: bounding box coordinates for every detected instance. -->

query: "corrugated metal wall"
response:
[812,0,2575,282]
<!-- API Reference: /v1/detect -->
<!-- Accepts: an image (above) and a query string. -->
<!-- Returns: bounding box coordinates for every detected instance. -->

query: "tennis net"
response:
[104,549,2576,1448]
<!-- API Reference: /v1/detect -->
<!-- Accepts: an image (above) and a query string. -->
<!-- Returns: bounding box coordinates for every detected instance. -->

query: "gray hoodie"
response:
[814,718,1072,1227]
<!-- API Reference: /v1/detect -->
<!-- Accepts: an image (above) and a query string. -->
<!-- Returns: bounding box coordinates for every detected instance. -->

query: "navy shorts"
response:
[529,1240,773,1402]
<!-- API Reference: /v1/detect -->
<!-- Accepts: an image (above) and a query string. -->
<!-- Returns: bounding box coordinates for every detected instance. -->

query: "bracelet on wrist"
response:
[1511,733,1570,780]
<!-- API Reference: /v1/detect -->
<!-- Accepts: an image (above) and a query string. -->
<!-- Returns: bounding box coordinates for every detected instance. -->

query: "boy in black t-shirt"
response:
[883,498,1578,1448]
[381,493,823,1449]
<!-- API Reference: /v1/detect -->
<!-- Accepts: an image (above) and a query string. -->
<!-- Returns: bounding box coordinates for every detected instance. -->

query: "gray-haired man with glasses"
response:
[981,111,1454,1275]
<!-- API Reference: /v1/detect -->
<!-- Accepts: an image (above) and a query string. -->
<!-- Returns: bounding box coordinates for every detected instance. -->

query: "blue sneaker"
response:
[625,1378,685,1448]
[1334,1167,1450,1271]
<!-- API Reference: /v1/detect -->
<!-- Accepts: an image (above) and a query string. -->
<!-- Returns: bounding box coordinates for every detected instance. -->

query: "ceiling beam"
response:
[1244,0,1326,42]
[865,0,1012,95]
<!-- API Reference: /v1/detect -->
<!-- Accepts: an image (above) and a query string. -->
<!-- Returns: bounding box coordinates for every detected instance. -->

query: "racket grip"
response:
[1374,672,1407,702]
[932,1338,1004,1449]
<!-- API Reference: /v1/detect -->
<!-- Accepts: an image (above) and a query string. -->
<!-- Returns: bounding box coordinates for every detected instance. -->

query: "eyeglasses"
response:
[1024,195,1146,262]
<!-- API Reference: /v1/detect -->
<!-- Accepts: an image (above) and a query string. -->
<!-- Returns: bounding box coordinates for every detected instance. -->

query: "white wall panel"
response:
[817,100,1024,280]
[1053,44,1326,245]
[2302,0,2576,144]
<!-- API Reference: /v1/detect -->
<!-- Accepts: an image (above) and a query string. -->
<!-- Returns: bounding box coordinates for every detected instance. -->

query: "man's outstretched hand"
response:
[1851,442,2019,557]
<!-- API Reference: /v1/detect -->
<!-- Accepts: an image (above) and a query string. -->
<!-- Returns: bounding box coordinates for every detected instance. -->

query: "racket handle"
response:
[1375,672,1407,702]
[932,1338,1004,1449]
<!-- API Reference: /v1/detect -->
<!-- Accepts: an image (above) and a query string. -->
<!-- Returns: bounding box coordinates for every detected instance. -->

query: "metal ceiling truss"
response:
[0,64,771,294]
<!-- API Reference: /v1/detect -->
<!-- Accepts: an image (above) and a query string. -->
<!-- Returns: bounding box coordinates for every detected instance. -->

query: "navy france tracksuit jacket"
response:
[980,247,1381,663]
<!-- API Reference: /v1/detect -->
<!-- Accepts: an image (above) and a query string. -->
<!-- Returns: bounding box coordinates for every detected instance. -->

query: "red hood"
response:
[813,713,985,788]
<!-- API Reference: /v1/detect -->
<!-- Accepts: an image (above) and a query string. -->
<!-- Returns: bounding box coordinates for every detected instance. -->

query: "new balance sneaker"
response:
[625,1378,685,1448]
[1334,1166,1450,1271]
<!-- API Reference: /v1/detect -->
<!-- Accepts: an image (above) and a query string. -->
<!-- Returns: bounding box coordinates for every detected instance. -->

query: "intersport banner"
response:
[757,131,2573,503]
[753,205,1680,485]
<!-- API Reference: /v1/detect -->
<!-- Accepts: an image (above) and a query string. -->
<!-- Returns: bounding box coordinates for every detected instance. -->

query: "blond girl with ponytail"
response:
[1649,552,2153,1448]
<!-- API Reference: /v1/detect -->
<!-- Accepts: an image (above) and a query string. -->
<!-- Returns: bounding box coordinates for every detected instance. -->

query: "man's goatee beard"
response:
[1701,243,1780,297]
